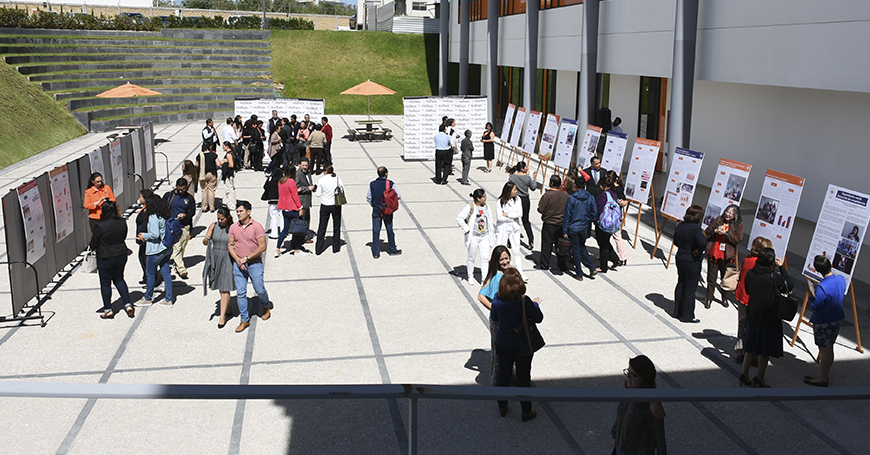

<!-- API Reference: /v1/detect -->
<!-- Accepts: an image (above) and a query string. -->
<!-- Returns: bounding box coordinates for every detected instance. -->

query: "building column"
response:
[439,0,449,96]
[459,0,470,94]
[666,0,699,170]
[486,0,499,119]
[522,0,539,113]
[576,0,598,164]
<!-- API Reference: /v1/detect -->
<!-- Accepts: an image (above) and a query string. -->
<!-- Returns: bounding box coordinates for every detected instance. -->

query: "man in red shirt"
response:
[228,200,271,333]
[321,116,334,165]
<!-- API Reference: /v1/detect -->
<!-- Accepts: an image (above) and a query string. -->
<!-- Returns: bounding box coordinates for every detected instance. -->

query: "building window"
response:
[412,1,427,11]
[536,68,557,116]
[497,66,524,122]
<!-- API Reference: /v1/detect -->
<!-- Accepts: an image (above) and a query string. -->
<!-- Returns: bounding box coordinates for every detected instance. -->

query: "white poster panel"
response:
[522,110,542,156]
[402,97,429,159]
[143,123,154,172]
[110,139,124,196]
[131,130,142,177]
[17,179,46,263]
[661,147,705,221]
[601,131,629,174]
[577,125,602,170]
[750,169,805,259]
[802,185,870,290]
[49,166,74,243]
[401,96,488,160]
[501,103,516,143]
[509,107,526,148]
[88,148,104,178]
[451,97,487,158]
[553,118,578,169]
[702,158,752,229]
[623,138,661,205]
[234,99,325,129]
[538,114,560,161]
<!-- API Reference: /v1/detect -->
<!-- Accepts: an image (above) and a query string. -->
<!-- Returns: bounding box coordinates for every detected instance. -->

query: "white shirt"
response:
[223,124,238,143]
[315,174,344,206]
[496,197,522,231]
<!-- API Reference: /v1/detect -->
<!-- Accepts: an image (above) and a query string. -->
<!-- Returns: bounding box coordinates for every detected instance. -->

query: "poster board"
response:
[522,110,542,156]
[802,185,869,290]
[234,98,325,130]
[49,166,74,243]
[16,179,46,263]
[553,118,578,169]
[402,96,488,160]
[577,125,602,170]
[662,147,705,221]
[131,129,143,178]
[109,139,124,197]
[88,148,105,178]
[749,169,805,259]
[624,138,661,205]
[501,103,516,143]
[702,158,752,229]
[538,114,560,161]
[143,123,154,172]
[509,107,526,148]
[601,131,629,174]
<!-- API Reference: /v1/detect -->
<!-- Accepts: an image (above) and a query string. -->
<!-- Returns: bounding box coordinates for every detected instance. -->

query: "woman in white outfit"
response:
[456,188,496,284]
[495,182,524,278]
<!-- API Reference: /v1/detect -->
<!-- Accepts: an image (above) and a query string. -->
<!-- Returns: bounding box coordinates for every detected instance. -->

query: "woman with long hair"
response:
[673,205,707,323]
[733,236,772,363]
[478,246,513,385]
[606,170,629,266]
[740,248,792,387]
[182,160,198,194]
[137,194,174,307]
[594,176,622,272]
[612,355,667,454]
[456,188,496,284]
[492,267,543,422]
[296,120,310,164]
[202,206,236,328]
[495,182,524,278]
[507,161,539,248]
[313,165,344,254]
[275,165,304,257]
[84,172,116,232]
[134,189,154,285]
[481,122,495,173]
[90,200,134,319]
[704,203,744,308]
[221,141,236,209]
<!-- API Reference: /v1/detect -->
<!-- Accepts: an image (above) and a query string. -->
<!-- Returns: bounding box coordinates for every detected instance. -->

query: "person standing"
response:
[228,200,271,333]
[594,176,622,273]
[221,141,236,210]
[295,158,315,241]
[508,161,539,248]
[202,207,236,329]
[583,156,604,200]
[562,177,598,280]
[90,200,134,319]
[481,122,495,173]
[673,205,707,323]
[804,255,846,387]
[314,165,344,254]
[262,169,283,240]
[266,122,283,174]
[610,117,624,134]
[705,204,744,309]
[456,189,495,285]
[275,166,306,257]
[434,124,452,185]
[734,236,772,362]
[458,130,474,185]
[268,109,281,137]
[196,144,221,213]
[84,172,116,232]
[607,170,630,266]
[202,118,218,151]
[612,355,667,455]
[477,246,512,384]
[308,124,328,175]
[163,178,196,280]
[536,175,568,273]
[134,189,154,285]
[223,117,239,153]
[495,182,524,279]
[137,194,174,307]
[321,116,334,165]
[295,121,310,164]
[367,166,402,258]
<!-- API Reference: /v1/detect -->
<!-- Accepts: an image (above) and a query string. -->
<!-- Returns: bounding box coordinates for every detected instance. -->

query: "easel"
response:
[628,180,659,250]
[533,156,550,194]
[650,213,680,268]
[496,140,509,169]
[790,277,864,355]
[504,146,522,172]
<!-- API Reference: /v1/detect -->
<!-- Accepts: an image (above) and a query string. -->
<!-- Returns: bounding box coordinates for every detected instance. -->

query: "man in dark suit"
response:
[296,158,315,242]
[583,155,604,200]
[268,110,282,137]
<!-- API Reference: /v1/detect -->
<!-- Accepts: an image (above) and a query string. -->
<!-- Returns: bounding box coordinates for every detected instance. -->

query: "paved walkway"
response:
[0,117,867,454]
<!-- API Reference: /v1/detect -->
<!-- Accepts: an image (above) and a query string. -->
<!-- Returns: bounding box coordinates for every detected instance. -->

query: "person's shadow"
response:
[646,293,674,317]
[463,348,491,386]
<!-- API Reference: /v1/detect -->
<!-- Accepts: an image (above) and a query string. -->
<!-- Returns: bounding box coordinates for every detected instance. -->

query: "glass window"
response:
[413,1,427,11]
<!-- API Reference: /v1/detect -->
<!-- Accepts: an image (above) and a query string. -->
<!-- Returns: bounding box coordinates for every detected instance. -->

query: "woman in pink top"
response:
[275,165,304,257]
[296,121,311,163]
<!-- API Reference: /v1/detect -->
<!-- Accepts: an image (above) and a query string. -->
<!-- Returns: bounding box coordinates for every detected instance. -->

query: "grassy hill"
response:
[0,62,86,169]
[270,30,438,115]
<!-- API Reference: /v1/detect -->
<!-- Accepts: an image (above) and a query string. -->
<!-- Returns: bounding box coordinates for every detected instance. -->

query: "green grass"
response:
[270,30,435,115]
[0,62,85,168]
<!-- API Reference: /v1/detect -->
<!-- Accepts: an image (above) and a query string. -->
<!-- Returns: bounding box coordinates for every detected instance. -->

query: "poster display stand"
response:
[552,119,578,170]
[651,147,705,266]
[601,131,629,174]
[577,125,602,170]
[534,114,560,190]
[749,169,805,258]
[522,110,542,157]
[702,158,752,229]
[497,104,517,169]
[791,278,863,354]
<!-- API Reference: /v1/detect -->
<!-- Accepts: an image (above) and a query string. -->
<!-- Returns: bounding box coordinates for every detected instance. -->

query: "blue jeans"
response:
[568,229,595,274]
[97,255,132,311]
[233,260,270,322]
[372,213,396,255]
[145,248,173,302]
[276,209,301,250]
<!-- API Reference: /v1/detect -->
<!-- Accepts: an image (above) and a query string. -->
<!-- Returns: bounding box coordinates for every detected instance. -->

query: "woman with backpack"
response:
[136,194,174,307]
[456,188,496,285]
[594,176,622,273]
[495,182,524,279]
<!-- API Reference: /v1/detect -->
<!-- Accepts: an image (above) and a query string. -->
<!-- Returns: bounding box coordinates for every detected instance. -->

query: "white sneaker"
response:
[274,249,281,258]
[296,250,311,256]
[137,298,153,307]
[157,300,173,308]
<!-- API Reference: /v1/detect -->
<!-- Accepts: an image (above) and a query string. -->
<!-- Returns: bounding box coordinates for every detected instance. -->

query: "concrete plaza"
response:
[0,117,867,454]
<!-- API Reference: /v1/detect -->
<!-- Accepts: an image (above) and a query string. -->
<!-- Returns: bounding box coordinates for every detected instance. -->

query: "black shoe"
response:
[752,376,770,388]
[373,253,380,259]
[388,249,402,256]
[533,265,548,270]
[804,378,828,387]
[587,269,597,279]
[739,374,752,387]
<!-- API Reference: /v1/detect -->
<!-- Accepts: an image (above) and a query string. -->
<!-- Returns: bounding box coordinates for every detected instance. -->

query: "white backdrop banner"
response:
[402,96,488,160]
[234,99,325,128]
[750,169,805,259]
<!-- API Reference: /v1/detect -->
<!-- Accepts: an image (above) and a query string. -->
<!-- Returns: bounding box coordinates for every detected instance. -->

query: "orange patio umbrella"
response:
[340,79,396,119]
[96,83,162,124]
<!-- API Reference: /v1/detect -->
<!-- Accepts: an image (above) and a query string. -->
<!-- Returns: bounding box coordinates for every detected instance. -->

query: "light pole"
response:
[262,0,267,29]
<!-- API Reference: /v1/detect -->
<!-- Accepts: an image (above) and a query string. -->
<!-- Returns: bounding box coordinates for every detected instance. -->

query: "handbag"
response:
[771,273,798,321]
[513,296,545,355]
[721,266,740,292]
[334,184,347,206]
[81,249,98,273]
[556,237,572,257]
[289,217,308,236]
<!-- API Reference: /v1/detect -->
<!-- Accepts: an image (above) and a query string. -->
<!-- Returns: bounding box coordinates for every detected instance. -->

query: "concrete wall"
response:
[598,0,675,78]
[554,69,577,120]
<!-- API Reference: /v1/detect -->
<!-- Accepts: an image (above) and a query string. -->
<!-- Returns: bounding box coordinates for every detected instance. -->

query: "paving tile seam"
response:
[228,315,258,455]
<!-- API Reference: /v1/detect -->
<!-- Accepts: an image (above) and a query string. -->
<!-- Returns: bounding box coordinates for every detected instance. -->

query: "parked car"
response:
[122,12,145,24]
[349,13,357,30]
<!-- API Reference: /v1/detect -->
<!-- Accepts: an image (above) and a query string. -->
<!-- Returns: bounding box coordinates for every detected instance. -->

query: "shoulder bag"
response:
[772,273,798,321]
[513,296,545,355]
[721,251,740,292]
[81,249,98,273]
[334,181,347,206]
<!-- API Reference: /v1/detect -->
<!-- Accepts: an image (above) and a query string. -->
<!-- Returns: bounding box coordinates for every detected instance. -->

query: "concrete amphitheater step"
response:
[0,36,270,49]
[16,61,271,75]
[160,29,270,40]
[90,110,236,133]
[91,101,235,120]
[54,85,274,101]
[0,45,271,56]
[41,78,268,91]
[4,53,271,64]
[28,68,271,82]
[69,93,276,111]
[0,27,162,38]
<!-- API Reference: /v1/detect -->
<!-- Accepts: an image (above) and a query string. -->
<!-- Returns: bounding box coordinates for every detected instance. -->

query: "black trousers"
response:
[434,149,452,183]
[539,223,567,271]
[674,259,702,321]
[595,225,619,271]
[495,346,533,413]
[316,205,342,253]
[519,195,533,245]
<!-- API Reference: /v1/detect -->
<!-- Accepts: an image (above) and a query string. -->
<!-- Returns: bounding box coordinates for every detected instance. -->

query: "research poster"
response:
[501,104,516,143]
[88,148,104,178]
[49,166,74,243]
[143,123,154,171]
[509,107,526,148]
[538,114,560,161]
[17,179,46,263]
[623,138,661,205]
[750,169,805,259]
[661,147,705,220]
[577,125,602,169]
[131,129,142,177]
[702,158,752,229]
[601,131,629,174]
[802,185,870,290]
[110,139,124,196]
[401,96,488,160]
[234,98,325,127]
[522,110,542,156]
[552,118,578,169]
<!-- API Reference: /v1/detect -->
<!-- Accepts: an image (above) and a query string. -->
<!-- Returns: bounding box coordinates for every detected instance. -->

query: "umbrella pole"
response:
[368,96,371,120]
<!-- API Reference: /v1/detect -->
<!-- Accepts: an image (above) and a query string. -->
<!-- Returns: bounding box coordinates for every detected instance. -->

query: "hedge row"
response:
[0,8,313,32]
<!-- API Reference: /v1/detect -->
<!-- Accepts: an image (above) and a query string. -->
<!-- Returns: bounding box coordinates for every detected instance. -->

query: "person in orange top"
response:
[84,172,116,232]
[275,165,304,257]
[733,236,772,364]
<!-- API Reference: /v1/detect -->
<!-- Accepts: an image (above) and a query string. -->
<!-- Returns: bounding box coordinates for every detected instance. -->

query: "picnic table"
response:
[348,119,391,141]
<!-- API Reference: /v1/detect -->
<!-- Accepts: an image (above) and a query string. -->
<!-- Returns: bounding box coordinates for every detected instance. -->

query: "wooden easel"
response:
[628,180,659,250]
[533,156,550,194]
[650,213,680,268]
[791,278,864,355]
[504,146,522,172]
[496,140,509,169]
